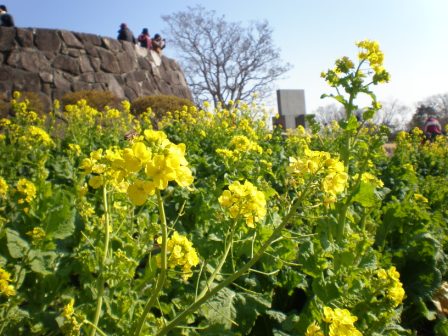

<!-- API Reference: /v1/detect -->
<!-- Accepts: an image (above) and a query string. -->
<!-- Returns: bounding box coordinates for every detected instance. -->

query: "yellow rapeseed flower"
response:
[0,176,8,198]
[218,180,266,228]
[156,231,200,280]
[127,179,155,206]
[0,267,16,297]
[88,175,104,189]
[414,193,428,203]
[17,178,37,203]
[305,321,324,336]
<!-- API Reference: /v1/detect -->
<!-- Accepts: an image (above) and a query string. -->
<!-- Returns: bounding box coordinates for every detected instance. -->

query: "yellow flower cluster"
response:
[321,40,389,87]
[230,135,263,154]
[323,306,362,336]
[354,172,384,188]
[61,298,81,336]
[67,143,82,156]
[80,129,194,206]
[27,227,46,243]
[305,321,324,336]
[16,178,37,204]
[0,267,16,297]
[0,176,8,198]
[65,99,99,125]
[288,148,348,204]
[26,126,54,147]
[218,180,266,228]
[356,40,390,83]
[216,135,263,161]
[156,231,200,280]
[377,266,405,307]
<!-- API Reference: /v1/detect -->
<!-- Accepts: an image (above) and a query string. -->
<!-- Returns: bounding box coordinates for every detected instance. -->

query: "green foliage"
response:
[0,41,447,336]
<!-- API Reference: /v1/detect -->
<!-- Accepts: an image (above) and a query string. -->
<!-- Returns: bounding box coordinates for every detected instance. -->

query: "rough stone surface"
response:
[0,27,192,104]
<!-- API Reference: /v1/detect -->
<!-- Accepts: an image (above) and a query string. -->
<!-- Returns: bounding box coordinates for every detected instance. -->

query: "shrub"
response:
[60,90,122,110]
[0,91,45,117]
[131,94,194,123]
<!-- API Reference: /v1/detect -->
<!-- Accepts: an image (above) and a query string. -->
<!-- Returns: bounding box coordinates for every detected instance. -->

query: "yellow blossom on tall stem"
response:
[218,180,266,228]
[156,231,200,281]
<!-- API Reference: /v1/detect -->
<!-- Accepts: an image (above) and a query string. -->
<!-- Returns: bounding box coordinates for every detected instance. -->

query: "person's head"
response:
[0,5,7,13]
[154,33,161,40]
[142,28,149,35]
[120,23,127,29]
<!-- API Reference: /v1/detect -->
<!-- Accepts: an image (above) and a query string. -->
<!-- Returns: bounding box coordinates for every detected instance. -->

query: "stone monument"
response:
[273,89,307,129]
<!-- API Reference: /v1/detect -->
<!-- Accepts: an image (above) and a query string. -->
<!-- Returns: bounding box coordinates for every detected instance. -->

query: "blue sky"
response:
[6,0,448,113]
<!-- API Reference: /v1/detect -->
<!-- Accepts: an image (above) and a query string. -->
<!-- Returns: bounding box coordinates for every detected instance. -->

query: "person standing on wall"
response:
[117,23,136,44]
[0,5,15,27]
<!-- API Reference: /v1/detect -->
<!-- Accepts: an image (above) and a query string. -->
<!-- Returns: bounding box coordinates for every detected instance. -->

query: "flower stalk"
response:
[132,190,168,336]
[90,185,111,336]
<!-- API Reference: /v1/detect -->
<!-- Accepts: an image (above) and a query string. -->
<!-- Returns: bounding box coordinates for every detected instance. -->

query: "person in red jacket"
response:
[137,28,152,50]
[424,116,442,142]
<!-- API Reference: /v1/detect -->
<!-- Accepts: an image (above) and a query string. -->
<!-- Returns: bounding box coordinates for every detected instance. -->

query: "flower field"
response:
[0,41,448,335]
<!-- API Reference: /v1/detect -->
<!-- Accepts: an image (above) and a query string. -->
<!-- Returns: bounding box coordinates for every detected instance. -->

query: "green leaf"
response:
[345,115,359,131]
[352,182,377,208]
[6,228,30,258]
[45,190,76,240]
[28,250,58,275]
[200,287,270,334]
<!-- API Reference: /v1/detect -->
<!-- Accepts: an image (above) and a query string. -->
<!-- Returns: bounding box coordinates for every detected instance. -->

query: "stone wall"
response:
[0,27,192,107]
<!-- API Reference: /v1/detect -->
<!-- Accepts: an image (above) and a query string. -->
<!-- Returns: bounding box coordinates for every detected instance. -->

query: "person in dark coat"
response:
[137,28,152,49]
[117,23,136,44]
[0,5,15,27]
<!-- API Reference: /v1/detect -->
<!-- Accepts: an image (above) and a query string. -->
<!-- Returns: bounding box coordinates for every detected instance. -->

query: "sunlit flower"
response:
[0,177,8,198]
[0,267,15,297]
[414,193,428,203]
[127,179,155,206]
[218,180,266,228]
[17,178,37,203]
[156,231,200,280]
[305,321,324,336]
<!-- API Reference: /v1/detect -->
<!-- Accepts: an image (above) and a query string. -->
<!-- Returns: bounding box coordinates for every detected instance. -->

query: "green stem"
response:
[156,197,303,336]
[84,319,108,336]
[90,185,111,336]
[197,220,237,300]
[132,190,168,336]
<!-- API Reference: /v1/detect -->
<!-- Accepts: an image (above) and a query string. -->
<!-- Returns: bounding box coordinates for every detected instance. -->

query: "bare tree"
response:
[162,5,292,106]
[312,104,345,125]
[373,99,412,131]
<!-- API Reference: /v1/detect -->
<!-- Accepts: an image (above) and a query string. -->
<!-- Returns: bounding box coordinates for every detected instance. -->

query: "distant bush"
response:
[131,95,194,122]
[0,91,45,118]
[60,90,122,110]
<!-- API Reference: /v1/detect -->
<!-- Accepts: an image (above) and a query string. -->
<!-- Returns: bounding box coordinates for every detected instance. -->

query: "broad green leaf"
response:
[352,182,377,208]
[345,115,359,131]
[45,190,76,239]
[28,250,58,275]
[200,287,270,334]
[6,228,29,259]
